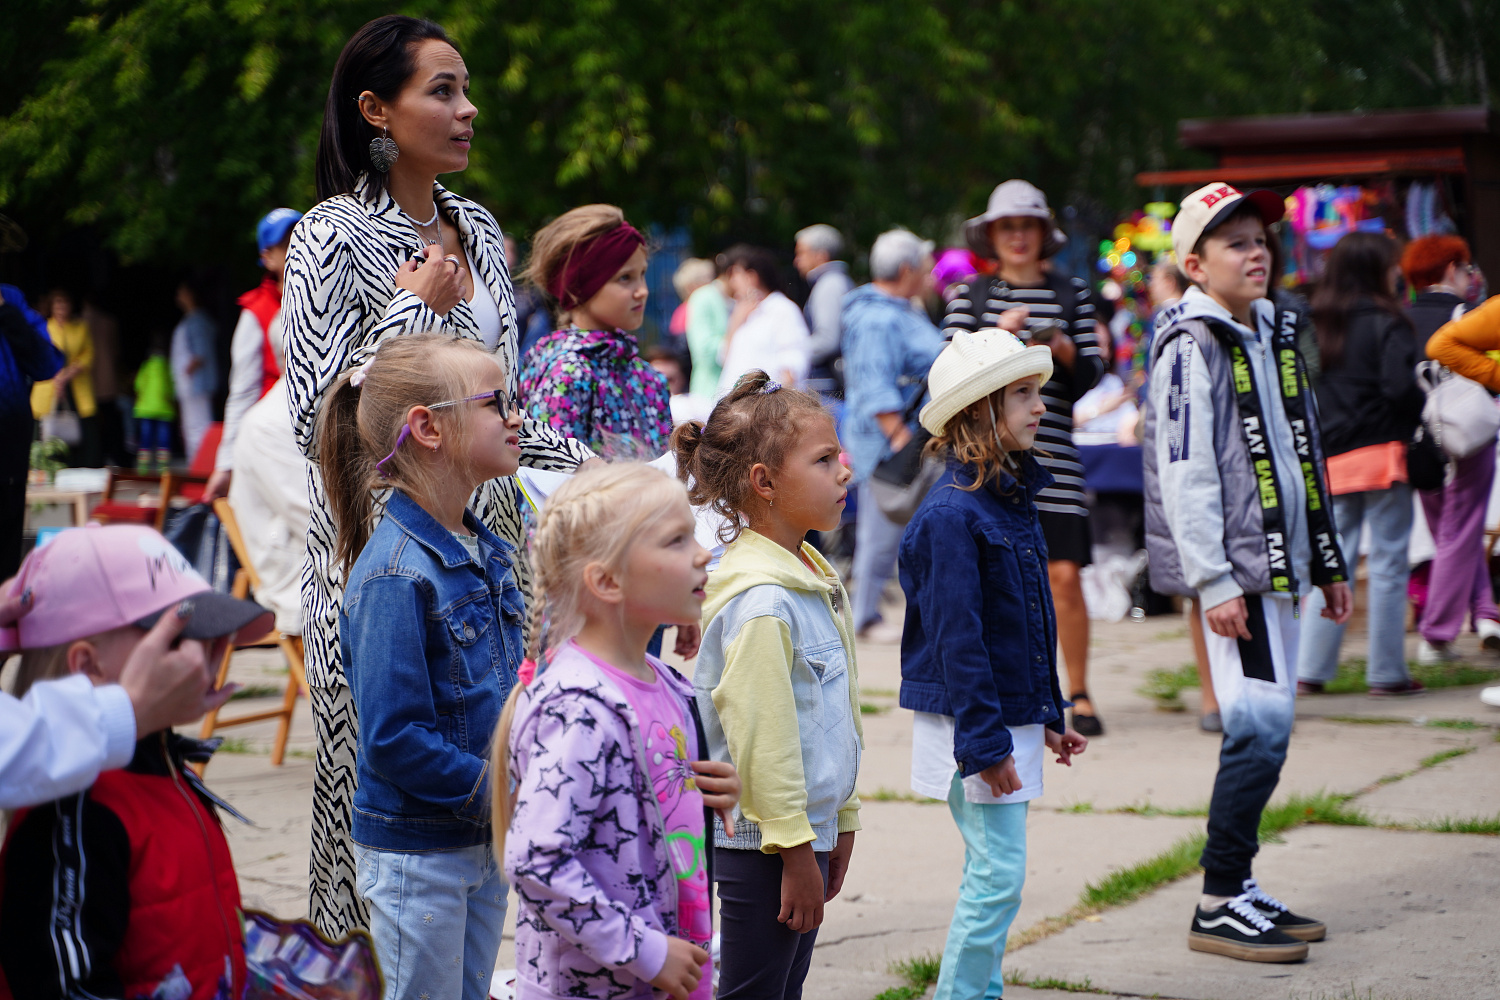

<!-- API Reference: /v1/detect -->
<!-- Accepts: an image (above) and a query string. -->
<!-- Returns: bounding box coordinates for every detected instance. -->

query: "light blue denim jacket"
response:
[340,489,524,852]
[695,530,862,853]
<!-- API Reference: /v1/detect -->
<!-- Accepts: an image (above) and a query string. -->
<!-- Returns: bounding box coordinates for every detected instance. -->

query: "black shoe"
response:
[1188,894,1309,963]
[1242,878,1326,941]
[1069,692,1104,737]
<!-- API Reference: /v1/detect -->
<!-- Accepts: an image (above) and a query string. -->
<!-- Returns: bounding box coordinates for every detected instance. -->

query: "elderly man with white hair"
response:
[794,223,855,390]
[841,228,944,640]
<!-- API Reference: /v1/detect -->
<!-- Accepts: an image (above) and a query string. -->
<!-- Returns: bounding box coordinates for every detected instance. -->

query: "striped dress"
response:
[942,274,1103,517]
[281,174,592,938]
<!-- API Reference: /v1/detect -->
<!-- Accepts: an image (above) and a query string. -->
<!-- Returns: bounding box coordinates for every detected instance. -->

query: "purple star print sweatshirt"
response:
[505,642,698,1000]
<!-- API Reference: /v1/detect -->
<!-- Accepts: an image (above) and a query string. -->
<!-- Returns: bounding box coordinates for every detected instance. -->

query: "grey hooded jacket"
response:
[1142,288,1327,608]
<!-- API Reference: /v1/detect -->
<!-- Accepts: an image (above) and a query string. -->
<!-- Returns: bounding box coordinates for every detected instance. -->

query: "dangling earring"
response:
[768,497,774,508]
[369,126,399,172]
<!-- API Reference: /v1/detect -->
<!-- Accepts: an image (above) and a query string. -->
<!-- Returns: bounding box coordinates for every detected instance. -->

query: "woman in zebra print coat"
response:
[282,15,593,937]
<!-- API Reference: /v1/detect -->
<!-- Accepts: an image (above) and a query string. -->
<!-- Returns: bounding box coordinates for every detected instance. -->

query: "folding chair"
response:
[197,497,308,771]
[93,422,223,530]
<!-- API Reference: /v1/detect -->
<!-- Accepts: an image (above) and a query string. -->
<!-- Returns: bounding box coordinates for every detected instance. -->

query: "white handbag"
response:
[41,395,82,446]
[1417,359,1500,460]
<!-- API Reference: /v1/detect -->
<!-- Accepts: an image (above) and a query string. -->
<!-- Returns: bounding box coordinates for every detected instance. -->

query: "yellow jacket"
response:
[30,318,96,418]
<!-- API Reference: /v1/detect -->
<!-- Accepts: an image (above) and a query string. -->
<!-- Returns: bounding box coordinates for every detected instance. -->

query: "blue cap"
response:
[256,208,302,255]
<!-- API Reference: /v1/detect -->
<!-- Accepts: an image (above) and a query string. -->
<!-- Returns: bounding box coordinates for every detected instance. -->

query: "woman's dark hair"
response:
[315,15,453,201]
[721,244,783,295]
[671,370,831,543]
[1310,231,1404,372]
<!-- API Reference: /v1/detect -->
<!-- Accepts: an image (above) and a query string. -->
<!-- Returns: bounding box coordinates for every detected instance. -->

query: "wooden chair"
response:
[197,497,308,771]
[93,423,222,530]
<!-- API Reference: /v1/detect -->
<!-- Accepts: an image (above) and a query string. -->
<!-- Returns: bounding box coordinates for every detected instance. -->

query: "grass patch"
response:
[1137,662,1200,710]
[1324,714,1409,725]
[1425,718,1483,730]
[864,787,941,804]
[1002,970,1103,993]
[862,687,898,698]
[1419,746,1476,769]
[1061,801,1095,814]
[1109,801,1210,818]
[1411,814,1500,835]
[1152,626,1189,641]
[1079,832,1206,909]
[859,702,889,715]
[1258,792,1370,843]
[872,953,941,1000]
[229,684,286,701]
[1324,657,1500,694]
[214,737,257,754]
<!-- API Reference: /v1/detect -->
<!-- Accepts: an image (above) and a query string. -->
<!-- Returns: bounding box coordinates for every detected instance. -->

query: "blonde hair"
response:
[521,204,628,317]
[491,461,689,854]
[315,333,502,576]
[925,388,1029,493]
[672,257,715,300]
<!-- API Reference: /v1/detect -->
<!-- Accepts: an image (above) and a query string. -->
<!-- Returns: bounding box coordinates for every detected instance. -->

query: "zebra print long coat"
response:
[281,173,592,935]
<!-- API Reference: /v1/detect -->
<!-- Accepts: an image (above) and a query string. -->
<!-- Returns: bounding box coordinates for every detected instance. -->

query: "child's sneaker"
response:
[1188,893,1309,962]
[1417,639,1462,665]
[1479,618,1500,653]
[1240,877,1326,941]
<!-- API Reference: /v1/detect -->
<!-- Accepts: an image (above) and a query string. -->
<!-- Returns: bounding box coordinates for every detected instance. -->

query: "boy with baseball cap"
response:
[0,524,271,999]
[1142,184,1352,963]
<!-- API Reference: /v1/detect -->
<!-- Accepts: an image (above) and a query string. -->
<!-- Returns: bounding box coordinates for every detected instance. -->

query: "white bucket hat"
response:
[964,180,1068,260]
[920,328,1054,435]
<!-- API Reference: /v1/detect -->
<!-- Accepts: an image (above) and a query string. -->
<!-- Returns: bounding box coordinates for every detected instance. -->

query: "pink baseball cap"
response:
[0,524,272,652]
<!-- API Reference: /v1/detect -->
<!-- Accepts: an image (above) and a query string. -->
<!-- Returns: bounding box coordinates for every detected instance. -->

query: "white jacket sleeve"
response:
[1151,334,1241,609]
[217,308,268,472]
[0,676,136,809]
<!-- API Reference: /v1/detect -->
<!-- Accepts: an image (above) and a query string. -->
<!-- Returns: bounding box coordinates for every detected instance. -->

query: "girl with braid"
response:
[495,462,739,1000]
[317,333,526,998]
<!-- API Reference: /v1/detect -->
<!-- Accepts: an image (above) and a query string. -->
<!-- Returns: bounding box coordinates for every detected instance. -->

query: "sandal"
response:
[1069,690,1105,737]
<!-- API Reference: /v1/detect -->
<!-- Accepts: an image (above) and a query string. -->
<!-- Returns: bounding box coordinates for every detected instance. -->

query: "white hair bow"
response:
[349,355,378,388]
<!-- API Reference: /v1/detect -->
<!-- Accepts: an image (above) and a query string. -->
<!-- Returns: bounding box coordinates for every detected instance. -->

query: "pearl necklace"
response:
[401,204,444,250]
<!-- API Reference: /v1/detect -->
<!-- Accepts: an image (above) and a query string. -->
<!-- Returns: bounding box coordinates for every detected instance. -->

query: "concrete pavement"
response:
[197,606,1500,1000]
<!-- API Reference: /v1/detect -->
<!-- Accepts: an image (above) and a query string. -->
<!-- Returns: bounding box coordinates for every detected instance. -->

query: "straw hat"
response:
[920,328,1054,435]
[963,180,1067,260]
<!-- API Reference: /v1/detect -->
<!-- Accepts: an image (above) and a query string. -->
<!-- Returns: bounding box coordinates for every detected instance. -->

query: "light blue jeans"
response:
[933,773,1028,1000]
[1297,483,1414,687]
[852,480,906,631]
[354,843,508,1000]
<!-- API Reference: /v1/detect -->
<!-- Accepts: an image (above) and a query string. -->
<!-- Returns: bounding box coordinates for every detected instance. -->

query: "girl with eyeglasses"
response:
[315,332,528,999]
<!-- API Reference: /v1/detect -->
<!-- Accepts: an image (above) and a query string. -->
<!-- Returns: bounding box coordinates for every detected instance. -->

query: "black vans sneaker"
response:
[1242,878,1327,941]
[1188,893,1309,963]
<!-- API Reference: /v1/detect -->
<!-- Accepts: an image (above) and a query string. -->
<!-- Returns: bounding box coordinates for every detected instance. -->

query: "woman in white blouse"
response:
[715,244,811,398]
[280,14,592,937]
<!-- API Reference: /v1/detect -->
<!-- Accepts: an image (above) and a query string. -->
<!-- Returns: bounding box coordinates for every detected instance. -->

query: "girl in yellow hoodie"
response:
[672,369,861,1000]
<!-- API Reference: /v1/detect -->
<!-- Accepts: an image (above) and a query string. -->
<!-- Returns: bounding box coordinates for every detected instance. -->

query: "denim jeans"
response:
[932,775,1027,1000]
[1298,484,1413,686]
[852,480,905,631]
[1419,444,1500,643]
[1199,594,1298,897]
[355,843,508,1000]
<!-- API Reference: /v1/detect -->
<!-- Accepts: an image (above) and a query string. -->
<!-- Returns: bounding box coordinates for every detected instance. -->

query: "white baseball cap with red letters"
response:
[1172,182,1285,265]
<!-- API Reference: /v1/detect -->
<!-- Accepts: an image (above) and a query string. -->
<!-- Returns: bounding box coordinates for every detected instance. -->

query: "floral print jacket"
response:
[518,328,673,458]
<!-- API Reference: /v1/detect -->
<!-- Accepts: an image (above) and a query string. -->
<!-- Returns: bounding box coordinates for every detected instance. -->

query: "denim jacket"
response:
[340,489,524,851]
[898,455,1067,776]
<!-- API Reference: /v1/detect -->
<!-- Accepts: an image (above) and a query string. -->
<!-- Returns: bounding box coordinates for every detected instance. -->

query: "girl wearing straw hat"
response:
[898,327,1088,1000]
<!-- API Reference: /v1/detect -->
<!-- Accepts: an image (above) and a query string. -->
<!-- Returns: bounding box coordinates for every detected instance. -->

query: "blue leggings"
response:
[137,417,172,451]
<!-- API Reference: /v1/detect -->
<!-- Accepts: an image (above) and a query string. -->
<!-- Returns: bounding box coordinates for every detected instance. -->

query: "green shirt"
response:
[686,282,729,399]
[133,354,176,420]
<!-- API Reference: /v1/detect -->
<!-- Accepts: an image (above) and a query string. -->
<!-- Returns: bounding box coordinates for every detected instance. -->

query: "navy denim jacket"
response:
[340,489,524,851]
[898,455,1068,776]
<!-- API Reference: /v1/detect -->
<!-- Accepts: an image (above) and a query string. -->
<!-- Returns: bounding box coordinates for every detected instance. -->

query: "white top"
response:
[217,307,287,471]
[470,276,503,352]
[910,712,1045,805]
[0,675,137,809]
[715,291,810,400]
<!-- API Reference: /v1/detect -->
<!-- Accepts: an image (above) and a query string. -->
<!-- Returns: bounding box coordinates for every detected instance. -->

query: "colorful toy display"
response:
[1093,202,1176,376]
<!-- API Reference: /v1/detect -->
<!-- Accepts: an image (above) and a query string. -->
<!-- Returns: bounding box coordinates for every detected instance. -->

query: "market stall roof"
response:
[1136,105,1494,187]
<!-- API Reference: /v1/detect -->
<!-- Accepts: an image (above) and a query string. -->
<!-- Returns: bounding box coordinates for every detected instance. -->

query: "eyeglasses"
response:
[429,389,521,416]
[375,390,522,477]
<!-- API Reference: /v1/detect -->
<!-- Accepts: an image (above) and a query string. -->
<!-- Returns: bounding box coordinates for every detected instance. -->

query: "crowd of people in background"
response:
[4,10,1500,1000]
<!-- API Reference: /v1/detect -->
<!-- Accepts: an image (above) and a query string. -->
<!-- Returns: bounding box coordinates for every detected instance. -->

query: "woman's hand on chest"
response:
[393,219,475,316]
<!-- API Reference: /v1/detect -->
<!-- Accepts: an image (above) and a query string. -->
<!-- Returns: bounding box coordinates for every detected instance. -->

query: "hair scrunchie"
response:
[546,223,645,310]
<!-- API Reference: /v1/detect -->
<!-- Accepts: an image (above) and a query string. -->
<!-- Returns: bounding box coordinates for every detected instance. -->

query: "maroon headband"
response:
[547,223,646,310]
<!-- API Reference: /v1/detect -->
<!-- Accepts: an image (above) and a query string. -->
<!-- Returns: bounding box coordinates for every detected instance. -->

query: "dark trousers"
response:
[0,477,25,580]
[1197,594,1297,897]
[716,847,830,1000]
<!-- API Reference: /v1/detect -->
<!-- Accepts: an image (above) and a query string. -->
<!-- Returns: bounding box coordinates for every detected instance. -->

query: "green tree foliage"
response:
[1,0,1495,267]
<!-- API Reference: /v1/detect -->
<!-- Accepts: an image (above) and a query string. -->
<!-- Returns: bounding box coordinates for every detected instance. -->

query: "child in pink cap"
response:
[0,523,271,1000]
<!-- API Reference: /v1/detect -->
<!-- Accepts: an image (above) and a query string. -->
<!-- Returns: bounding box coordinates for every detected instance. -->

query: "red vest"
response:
[237,276,283,399]
[0,764,246,1000]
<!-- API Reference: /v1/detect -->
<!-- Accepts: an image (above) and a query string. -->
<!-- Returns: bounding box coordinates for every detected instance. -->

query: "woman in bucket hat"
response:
[898,328,1089,1000]
[943,180,1106,736]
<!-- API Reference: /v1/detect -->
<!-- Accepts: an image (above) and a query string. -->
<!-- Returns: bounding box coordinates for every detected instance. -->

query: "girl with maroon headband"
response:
[518,205,674,458]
